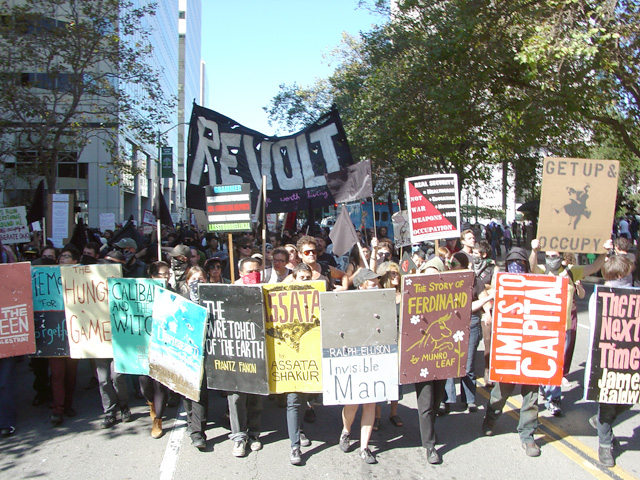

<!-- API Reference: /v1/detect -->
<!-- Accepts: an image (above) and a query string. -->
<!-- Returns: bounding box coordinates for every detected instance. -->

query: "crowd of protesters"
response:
[0,213,637,468]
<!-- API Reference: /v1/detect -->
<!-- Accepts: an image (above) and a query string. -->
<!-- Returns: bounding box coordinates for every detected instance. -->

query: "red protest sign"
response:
[0,262,35,358]
[490,273,568,386]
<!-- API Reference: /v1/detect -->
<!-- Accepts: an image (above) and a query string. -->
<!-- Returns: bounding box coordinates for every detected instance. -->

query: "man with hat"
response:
[167,244,191,292]
[113,237,146,278]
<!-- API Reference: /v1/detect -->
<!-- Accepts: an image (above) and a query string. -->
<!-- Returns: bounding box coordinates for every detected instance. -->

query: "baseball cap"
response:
[168,244,191,258]
[353,268,380,288]
[114,238,137,250]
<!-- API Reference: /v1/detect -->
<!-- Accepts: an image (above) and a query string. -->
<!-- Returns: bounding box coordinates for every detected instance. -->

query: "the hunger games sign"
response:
[405,174,460,244]
[585,286,640,404]
[490,273,568,386]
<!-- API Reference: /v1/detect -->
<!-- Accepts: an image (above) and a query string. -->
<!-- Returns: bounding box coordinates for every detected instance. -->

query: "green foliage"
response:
[0,0,174,191]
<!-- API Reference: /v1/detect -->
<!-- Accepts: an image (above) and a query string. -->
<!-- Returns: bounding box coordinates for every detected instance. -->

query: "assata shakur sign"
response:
[399,271,473,384]
[263,281,325,393]
[31,266,68,357]
[537,157,619,254]
[405,174,460,243]
[61,264,122,359]
[320,289,399,405]
[490,273,568,386]
[149,287,208,401]
[201,284,269,395]
[109,278,162,375]
[585,286,640,404]
[0,262,35,358]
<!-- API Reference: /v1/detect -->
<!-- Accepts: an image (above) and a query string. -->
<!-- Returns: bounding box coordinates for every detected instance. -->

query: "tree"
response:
[0,0,174,194]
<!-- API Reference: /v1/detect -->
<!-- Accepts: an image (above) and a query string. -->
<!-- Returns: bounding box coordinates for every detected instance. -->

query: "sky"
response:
[200,0,387,136]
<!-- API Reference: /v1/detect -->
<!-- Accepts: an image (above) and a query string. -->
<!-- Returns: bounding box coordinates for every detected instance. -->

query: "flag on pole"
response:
[26,180,46,224]
[329,206,358,257]
[153,180,173,228]
[325,160,373,204]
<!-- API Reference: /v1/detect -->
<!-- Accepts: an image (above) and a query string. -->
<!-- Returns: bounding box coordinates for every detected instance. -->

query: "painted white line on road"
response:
[159,405,187,480]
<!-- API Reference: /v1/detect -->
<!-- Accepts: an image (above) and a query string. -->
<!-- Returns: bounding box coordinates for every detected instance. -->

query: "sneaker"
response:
[191,433,206,450]
[547,399,562,416]
[121,407,132,422]
[64,407,77,417]
[101,415,116,429]
[233,439,247,457]
[51,414,63,426]
[360,447,377,464]
[300,432,311,447]
[481,417,495,436]
[522,440,541,457]
[290,447,302,465]
[598,446,615,467]
[426,446,441,464]
[437,403,450,416]
[339,431,350,452]
[249,435,262,451]
[467,403,478,412]
[304,407,316,423]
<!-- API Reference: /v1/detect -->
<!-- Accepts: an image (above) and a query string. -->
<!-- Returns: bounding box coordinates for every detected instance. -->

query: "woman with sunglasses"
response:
[204,257,230,284]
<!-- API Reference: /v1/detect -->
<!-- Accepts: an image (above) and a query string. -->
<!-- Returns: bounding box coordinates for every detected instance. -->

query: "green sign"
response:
[161,147,173,178]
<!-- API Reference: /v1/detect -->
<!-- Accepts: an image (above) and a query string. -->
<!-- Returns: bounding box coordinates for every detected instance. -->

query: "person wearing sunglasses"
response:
[288,236,348,291]
[204,257,229,284]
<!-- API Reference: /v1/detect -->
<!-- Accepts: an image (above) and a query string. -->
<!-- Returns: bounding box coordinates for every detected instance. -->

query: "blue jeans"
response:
[286,393,307,448]
[0,357,17,429]
[227,392,263,441]
[486,383,539,443]
[445,314,481,404]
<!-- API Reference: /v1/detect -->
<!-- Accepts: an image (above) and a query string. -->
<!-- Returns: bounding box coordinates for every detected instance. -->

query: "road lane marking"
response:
[159,405,186,480]
[476,380,637,480]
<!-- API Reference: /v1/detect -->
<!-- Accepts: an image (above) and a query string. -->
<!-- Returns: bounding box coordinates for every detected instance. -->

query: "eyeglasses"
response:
[209,264,222,270]
[41,254,56,259]
[302,249,316,256]
[240,245,251,250]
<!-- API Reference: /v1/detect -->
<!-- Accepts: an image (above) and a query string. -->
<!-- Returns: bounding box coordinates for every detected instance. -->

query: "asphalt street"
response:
[1,283,638,480]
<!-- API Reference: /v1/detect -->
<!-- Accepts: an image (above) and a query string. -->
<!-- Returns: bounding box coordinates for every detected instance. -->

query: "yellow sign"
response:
[263,281,325,393]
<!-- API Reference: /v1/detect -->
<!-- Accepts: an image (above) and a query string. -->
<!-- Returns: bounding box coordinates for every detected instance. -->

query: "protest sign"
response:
[405,174,460,243]
[0,206,30,244]
[61,264,122,358]
[99,212,116,233]
[187,104,353,213]
[263,281,325,393]
[585,286,640,404]
[0,262,35,358]
[142,209,155,226]
[490,273,568,386]
[399,271,473,384]
[538,157,619,254]
[31,266,68,357]
[201,284,269,395]
[149,287,208,401]
[109,278,162,375]
[205,184,252,233]
[392,210,411,248]
[320,289,398,405]
[48,193,73,247]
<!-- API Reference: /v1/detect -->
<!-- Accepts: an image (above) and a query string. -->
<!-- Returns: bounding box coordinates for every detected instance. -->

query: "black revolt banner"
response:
[200,284,269,395]
[585,286,640,404]
[187,104,353,213]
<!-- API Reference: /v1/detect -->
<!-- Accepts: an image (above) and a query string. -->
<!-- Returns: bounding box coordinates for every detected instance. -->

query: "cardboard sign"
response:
[0,263,36,358]
[490,273,568,386]
[405,174,460,243]
[320,289,399,405]
[263,281,325,393]
[48,193,74,247]
[205,184,252,233]
[0,206,30,244]
[61,264,122,359]
[392,210,411,248]
[31,266,69,357]
[585,286,640,404]
[200,284,269,395]
[538,157,619,254]
[109,278,162,375]
[399,271,473,384]
[149,287,208,401]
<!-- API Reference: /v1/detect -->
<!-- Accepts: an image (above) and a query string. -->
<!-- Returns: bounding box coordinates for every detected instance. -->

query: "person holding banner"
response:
[529,237,611,416]
[228,257,265,457]
[339,268,382,464]
[139,261,171,439]
[49,246,81,426]
[0,357,17,436]
[587,255,636,467]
